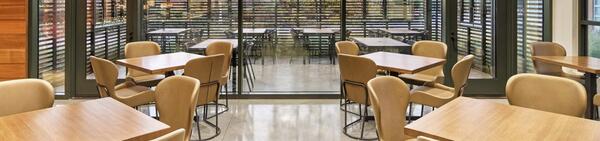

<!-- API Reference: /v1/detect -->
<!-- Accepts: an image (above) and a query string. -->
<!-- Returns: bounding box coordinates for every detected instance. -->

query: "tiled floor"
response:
[56,98,508,141]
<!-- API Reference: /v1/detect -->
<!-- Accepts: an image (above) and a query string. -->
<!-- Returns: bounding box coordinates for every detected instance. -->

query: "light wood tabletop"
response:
[188,39,239,50]
[0,98,170,141]
[532,56,600,74]
[360,52,445,74]
[351,37,411,48]
[116,52,205,74]
[147,28,190,35]
[405,97,600,141]
[302,28,339,34]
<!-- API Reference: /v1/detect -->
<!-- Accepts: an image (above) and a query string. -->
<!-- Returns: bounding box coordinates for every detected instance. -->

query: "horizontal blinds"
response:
[39,0,66,87]
[86,0,127,74]
[517,0,544,73]
[430,0,442,41]
[457,0,494,75]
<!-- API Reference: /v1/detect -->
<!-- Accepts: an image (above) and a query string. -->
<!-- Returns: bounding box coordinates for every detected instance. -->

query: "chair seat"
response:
[410,85,455,108]
[127,74,165,87]
[398,73,442,86]
[114,85,155,107]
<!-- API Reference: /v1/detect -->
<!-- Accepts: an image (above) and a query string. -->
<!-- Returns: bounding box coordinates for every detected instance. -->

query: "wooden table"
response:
[532,56,600,119]
[406,97,600,141]
[116,52,204,75]
[376,28,423,35]
[188,39,239,50]
[0,98,170,141]
[351,37,410,53]
[360,52,446,74]
[147,28,192,53]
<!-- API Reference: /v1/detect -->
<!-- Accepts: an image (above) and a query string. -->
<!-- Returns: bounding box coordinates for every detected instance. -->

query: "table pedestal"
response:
[585,73,597,119]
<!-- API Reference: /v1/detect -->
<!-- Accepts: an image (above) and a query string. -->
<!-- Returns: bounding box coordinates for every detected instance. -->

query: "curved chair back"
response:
[0,79,54,116]
[90,56,118,98]
[336,41,360,56]
[206,41,233,78]
[412,41,448,78]
[451,55,474,97]
[184,55,225,105]
[531,42,566,75]
[155,76,200,141]
[338,54,377,105]
[125,41,161,77]
[506,73,587,117]
[367,76,411,141]
[151,128,185,141]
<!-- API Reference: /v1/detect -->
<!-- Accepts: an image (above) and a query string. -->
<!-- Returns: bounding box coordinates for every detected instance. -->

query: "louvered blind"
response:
[457,0,494,76]
[516,0,544,73]
[430,0,442,41]
[39,0,66,88]
[86,0,128,74]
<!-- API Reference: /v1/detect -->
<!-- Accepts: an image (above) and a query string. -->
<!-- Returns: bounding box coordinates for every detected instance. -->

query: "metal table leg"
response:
[585,73,597,119]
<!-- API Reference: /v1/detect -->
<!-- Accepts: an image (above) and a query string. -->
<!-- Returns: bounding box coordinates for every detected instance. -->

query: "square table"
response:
[116,52,204,75]
[147,28,192,53]
[351,37,411,52]
[188,39,239,50]
[532,56,600,119]
[302,28,340,64]
[405,97,600,141]
[376,28,423,36]
[0,98,170,140]
[360,52,446,74]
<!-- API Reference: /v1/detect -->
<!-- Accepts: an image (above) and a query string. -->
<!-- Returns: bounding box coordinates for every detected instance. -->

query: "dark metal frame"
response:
[579,0,600,119]
[340,80,377,140]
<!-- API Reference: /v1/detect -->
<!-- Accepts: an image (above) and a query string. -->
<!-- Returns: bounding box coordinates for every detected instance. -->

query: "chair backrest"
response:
[412,41,448,77]
[89,56,118,98]
[155,76,200,141]
[151,128,185,141]
[506,73,587,117]
[205,41,233,78]
[451,55,474,97]
[367,76,411,141]
[0,79,54,117]
[338,54,377,105]
[183,55,225,105]
[125,41,161,77]
[335,41,360,56]
[531,42,566,75]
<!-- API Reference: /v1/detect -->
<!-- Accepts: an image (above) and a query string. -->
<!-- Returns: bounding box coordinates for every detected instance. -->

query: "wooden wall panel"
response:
[0,0,27,81]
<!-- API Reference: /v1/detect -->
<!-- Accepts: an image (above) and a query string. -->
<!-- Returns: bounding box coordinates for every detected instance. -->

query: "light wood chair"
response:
[367,76,411,141]
[205,41,234,113]
[338,54,378,140]
[124,41,165,87]
[409,55,474,118]
[398,41,447,86]
[506,73,587,117]
[151,128,185,141]
[155,76,200,141]
[335,41,360,55]
[531,42,584,81]
[0,79,54,117]
[183,54,225,140]
[89,56,155,107]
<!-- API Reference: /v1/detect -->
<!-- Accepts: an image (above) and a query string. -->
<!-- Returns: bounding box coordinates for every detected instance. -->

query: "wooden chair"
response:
[335,41,360,56]
[531,42,584,81]
[151,128,185,141]
[183,55,225,140]
[398,41,447,86]
[338,54,378,140]
[124,41,165,87]
[0,79,54,117]
[90,56,155,107]
[506,73,587,117]
[205,41,234,112]
[409,55,474,118]
[155,76,200,141]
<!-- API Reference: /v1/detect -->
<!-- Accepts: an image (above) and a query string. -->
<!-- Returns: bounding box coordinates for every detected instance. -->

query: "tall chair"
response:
[506,73,587,117]
[183,55,225,140]
[409,55,474,118]
[335,41,360,56]
[398,41,447,86]
[151,129,185,141]
[205,41,234,112]
[531,42,583,81]
[0,79,54,117]
[90,56,155,107]
[124,41,165,87]
[338,54,378,140]
[367,76,410,141]
[155,76,200,141]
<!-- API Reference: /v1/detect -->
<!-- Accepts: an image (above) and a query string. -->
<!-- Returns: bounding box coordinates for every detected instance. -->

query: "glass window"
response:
[38,0,66,93]
[516,0,545,73]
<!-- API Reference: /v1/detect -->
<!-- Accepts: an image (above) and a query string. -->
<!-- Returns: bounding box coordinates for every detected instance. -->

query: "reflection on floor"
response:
[55,98,508,141]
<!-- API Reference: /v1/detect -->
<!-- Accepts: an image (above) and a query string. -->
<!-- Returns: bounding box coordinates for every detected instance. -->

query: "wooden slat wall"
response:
[0,0,27,81]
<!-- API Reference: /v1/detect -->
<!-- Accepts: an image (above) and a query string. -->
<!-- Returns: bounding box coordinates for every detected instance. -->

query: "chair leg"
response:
[420,104,425,117]
[195,109,202,140]
[408,103,413,123]
[359,104,366,139]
